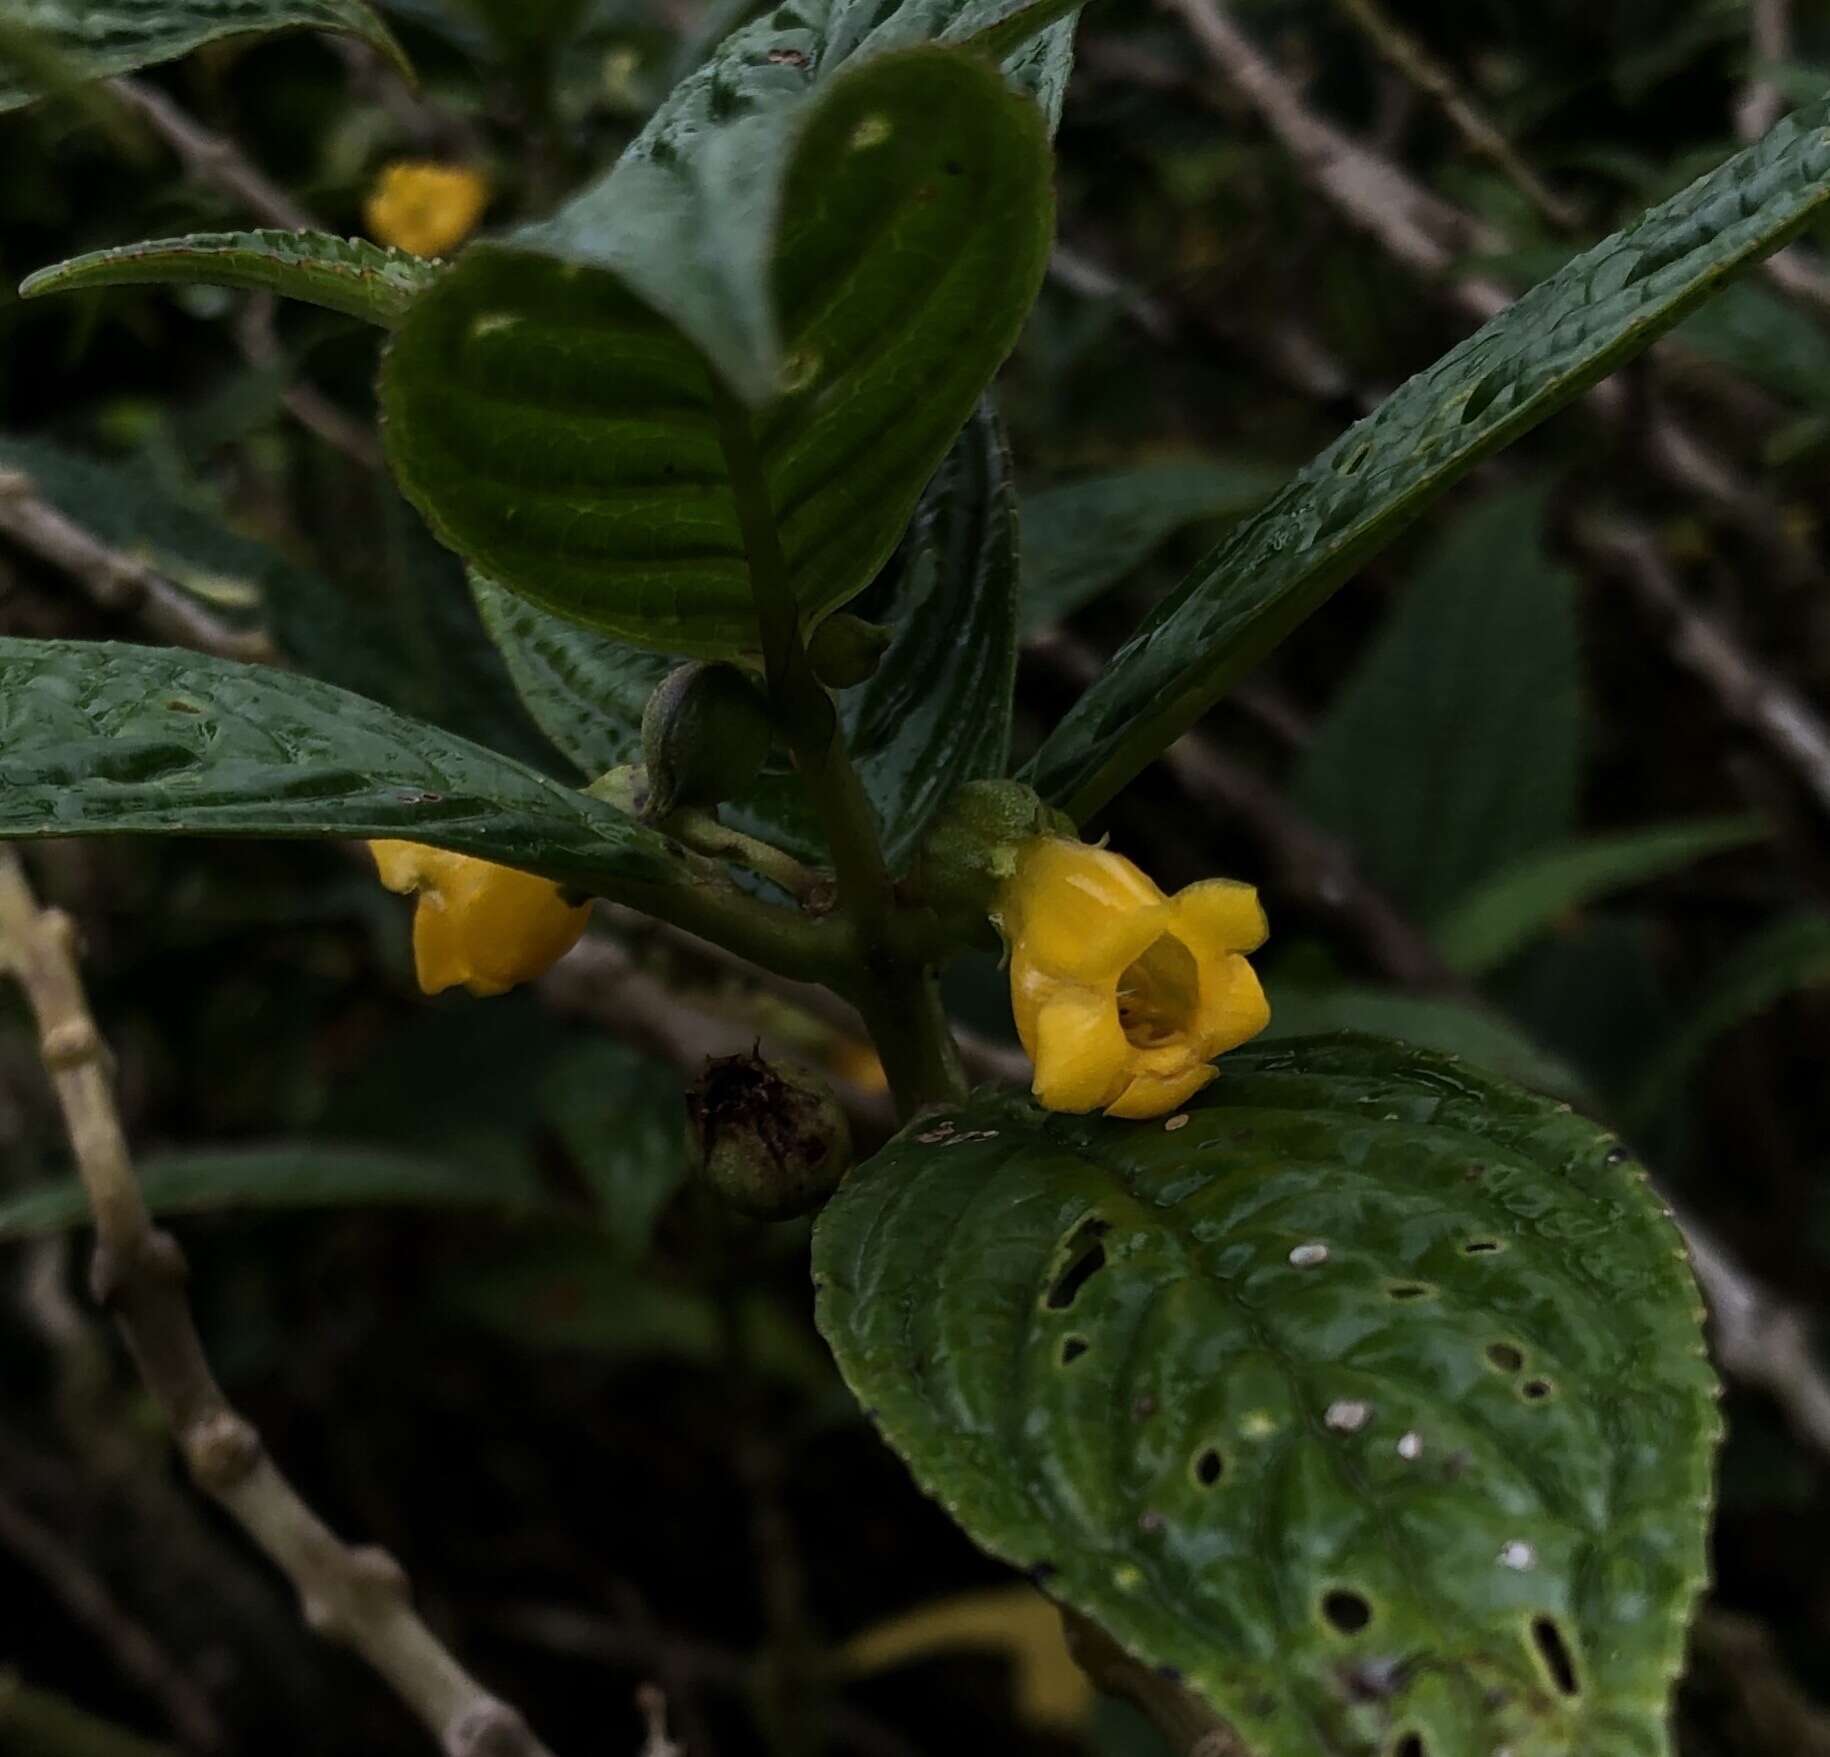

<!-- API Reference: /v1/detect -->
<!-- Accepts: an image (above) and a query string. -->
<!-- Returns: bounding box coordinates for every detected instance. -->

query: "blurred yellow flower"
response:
[364,161,489,258]
[994,837,1269,1120]
[368,841,589,998]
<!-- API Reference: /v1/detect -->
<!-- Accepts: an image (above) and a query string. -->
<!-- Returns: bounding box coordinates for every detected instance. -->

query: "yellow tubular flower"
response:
[368,841,590,998]
[994,837,1270,1121]
[364,161,489,258]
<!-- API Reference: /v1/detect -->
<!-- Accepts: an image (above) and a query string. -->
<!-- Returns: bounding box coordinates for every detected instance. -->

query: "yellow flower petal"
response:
[367,841,589,997]
[1170,876,1269,954]
[1000,839,1169,984]
[994,836,1272,1123]
[1025,987,1132,1114]
[1107,1063,1217,1121]
[1192,949,1272,1056]
[365,161,489,258]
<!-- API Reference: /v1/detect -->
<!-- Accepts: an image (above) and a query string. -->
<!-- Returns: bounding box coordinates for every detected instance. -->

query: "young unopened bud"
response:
[640,662,773,821]
[807,613,893,689]
[686,1052,851,1221]
[912,779,1074,945]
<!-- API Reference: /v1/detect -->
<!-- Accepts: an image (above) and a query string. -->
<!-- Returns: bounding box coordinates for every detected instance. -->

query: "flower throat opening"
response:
[1116,932,1200,1049]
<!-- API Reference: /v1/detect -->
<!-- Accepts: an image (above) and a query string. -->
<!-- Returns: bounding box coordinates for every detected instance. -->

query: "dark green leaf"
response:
[479,401,1022,869]
[1018,458,1280,636]
[1627,911,1830,1121]
[1292,491,1581,923]
[0,1144,546,1241]
[0,637,685,895]
[20,231,436,326]
[472,573,669,777]
[539,1039,687,1255]
[381,39,1053,655]
[1030,100,1830,817]
[816,1036,1716,1756]
[734,399,1019,866]
[267,501,562,773]
[1261,988,1585,1098]
[0,0,410,112]
[1437,817,1767,977]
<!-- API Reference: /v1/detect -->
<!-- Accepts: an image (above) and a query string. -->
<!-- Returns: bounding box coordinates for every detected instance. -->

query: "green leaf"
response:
[267,499,562,773]
[1261,987,1586,1099]
[478,401,1021,869]
[0,1144,546,1241]
[1673,279,1830,406]
[0,637,685,895]
[1627,910,1830,1121]
[0,0,410,112]
[733,398,1019,866]
[1291,491,1581,923]
[816,1035,1716,1757]
[1029,99,1830,818]
[380,37,1054,656]
[1437,817,1767,977]
[1018,459,1280,636]
[539,1039,687,1256]
[19,232,437,326]
[472,573,669,777]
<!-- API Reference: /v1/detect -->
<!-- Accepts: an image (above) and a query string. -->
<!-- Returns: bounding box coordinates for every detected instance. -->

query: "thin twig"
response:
[104,81,386,467]
[1157,0,1819,566]
[0,471,277,662]
[1327,0,1581,229]
[1736,0,1791,145]
[0,1482,222,1751]
[1729,0,1830,313]
[1575,517,1830,820]
[108,78,315,231]
[0,849,561,1757]
[539,932,897,1141]
[495,1604,925,1757]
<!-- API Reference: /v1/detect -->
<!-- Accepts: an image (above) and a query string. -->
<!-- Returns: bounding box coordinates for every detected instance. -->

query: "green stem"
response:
[665,808,827,904]
[710,378,965,1117]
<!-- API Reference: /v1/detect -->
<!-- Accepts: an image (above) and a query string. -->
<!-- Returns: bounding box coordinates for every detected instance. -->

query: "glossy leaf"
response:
[20,231,436,326]
[471,573,669,777]
[1437,817,1767,977]
[1293,491,1581,923]
[0,1144,548,1241]
[1030,99,1830,817]
[0,0,409,111]
[0,637,685,894]
[816,1035,1716,1757]
[1261,986,1585,1098]
[733,399,1019,866]
[479,402,1021,868]
[381,34,1054,655]
[1018,458,1279,636]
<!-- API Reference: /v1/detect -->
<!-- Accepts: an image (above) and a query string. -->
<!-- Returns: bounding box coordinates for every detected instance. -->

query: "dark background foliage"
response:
[2,0,1829,1751]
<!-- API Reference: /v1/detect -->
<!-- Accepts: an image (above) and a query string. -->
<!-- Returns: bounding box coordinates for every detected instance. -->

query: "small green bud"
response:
[912,779,1073,944]
[640,662,773,821]
[686,1052,851,1221]
[807,613,894,689]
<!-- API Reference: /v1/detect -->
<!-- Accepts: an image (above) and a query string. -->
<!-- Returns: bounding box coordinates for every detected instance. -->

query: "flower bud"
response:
[685,1052,851,1221]
[807,613,894,689]
[911,779,1074,945]
[640,662,773,822]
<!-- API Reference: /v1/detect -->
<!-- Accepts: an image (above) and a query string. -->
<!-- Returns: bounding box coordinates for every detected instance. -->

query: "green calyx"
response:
[640,661,774,822]
[912,778,1072,944]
